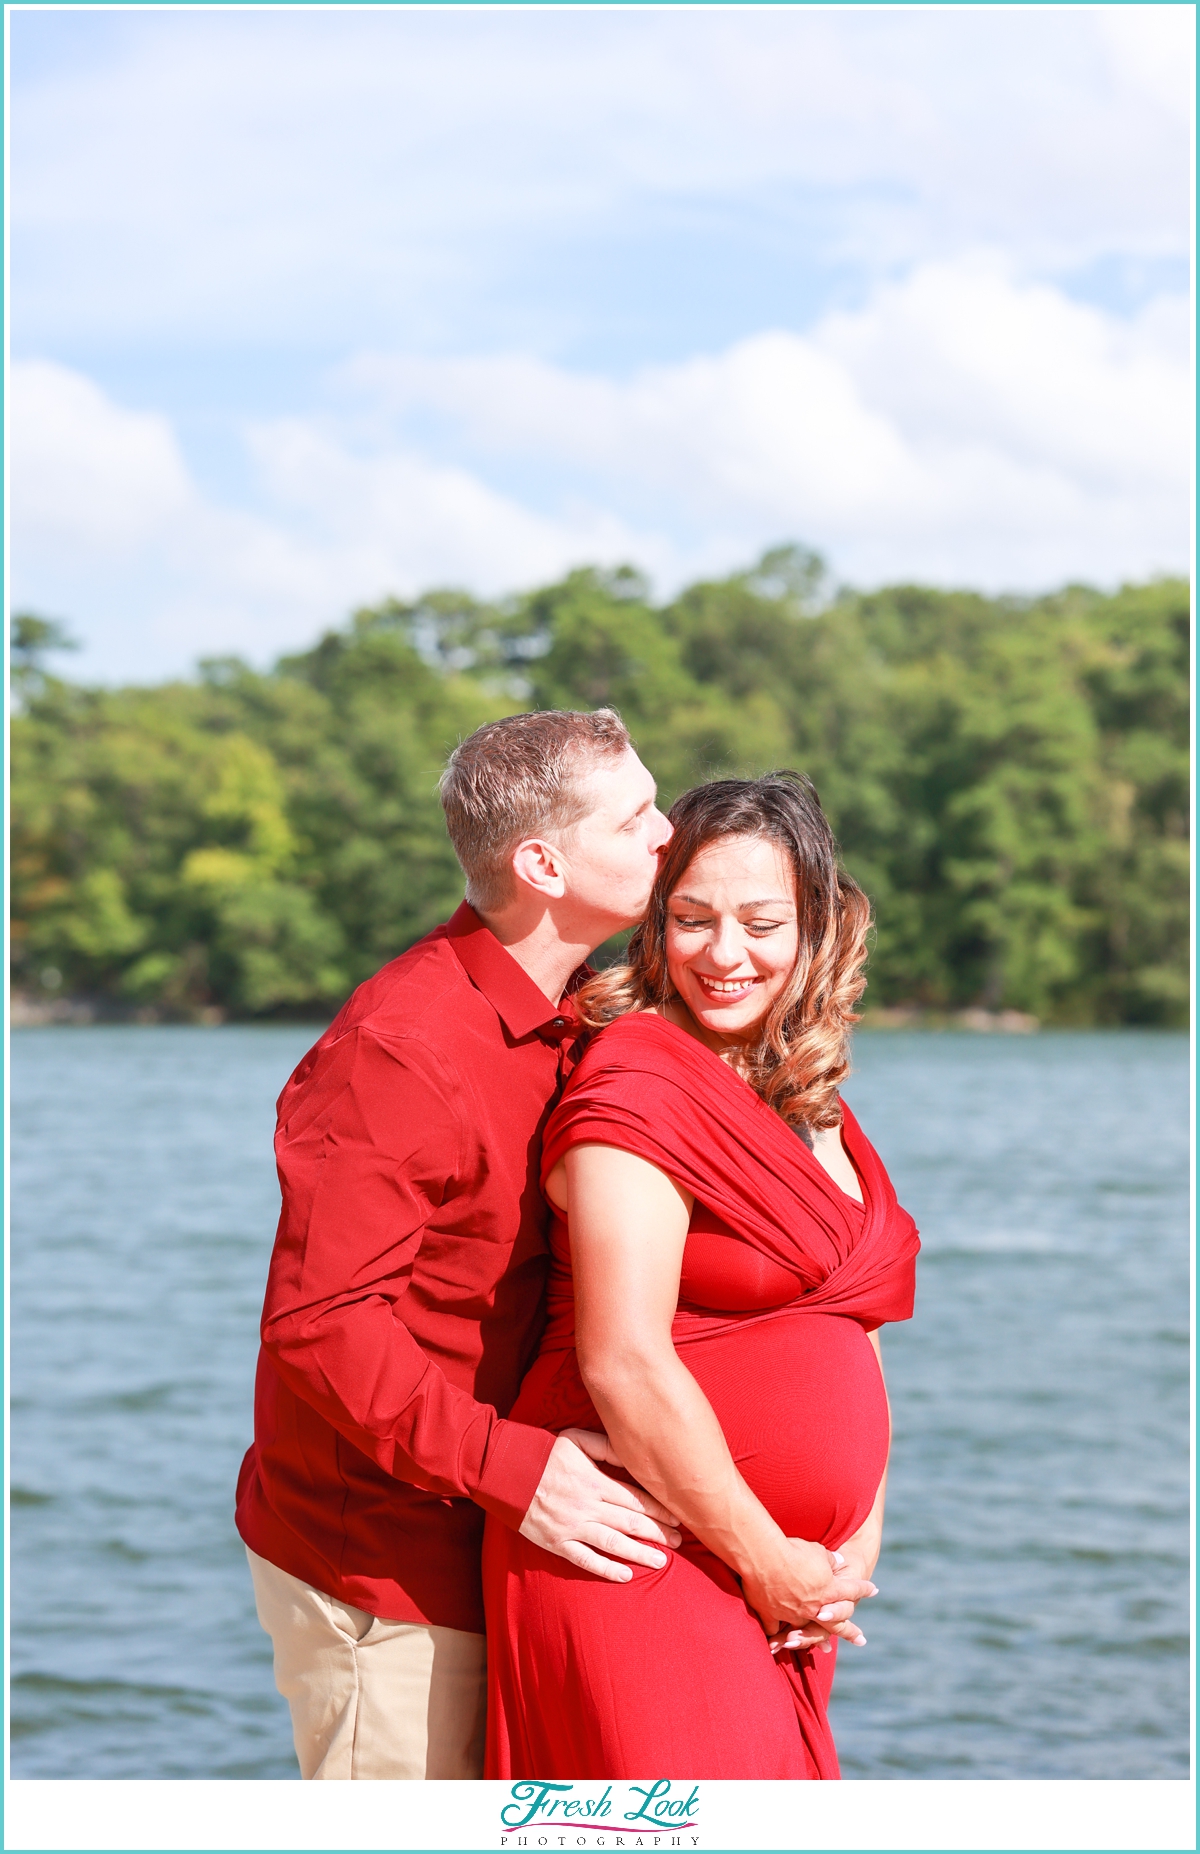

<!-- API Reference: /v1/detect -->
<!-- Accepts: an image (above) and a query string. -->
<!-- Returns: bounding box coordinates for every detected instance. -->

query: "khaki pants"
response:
[246,1546,486,1780]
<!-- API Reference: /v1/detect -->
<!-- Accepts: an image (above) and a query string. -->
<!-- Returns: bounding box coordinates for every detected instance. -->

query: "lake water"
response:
[9,1026,1191,1780]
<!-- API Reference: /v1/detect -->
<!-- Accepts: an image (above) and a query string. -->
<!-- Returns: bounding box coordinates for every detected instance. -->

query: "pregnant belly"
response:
[515,1309,890,1553]
[678,1310,889,1549]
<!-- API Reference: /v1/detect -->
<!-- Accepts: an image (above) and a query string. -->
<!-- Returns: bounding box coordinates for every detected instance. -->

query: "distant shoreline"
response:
[858,1005,1037,1033]
[20,993,1183,1036]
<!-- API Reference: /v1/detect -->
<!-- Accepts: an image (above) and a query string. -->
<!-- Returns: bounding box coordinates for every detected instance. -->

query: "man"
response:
[236,707,678,1780]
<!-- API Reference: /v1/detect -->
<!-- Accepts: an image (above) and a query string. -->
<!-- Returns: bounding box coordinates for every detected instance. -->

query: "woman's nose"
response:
[705,918,748,969]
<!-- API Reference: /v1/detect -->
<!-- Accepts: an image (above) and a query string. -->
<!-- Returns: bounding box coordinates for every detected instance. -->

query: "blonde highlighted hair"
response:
[575,772,871,1130]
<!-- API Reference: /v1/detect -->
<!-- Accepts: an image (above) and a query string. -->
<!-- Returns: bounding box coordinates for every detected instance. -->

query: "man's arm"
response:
[262,1027,678,1571]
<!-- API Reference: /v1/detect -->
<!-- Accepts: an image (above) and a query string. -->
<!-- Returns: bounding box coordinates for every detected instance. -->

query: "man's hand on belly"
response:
[519,1429,683,1580]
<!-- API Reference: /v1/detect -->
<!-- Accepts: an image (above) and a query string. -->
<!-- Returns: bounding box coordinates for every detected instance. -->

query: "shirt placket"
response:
[542,1010,586,1100]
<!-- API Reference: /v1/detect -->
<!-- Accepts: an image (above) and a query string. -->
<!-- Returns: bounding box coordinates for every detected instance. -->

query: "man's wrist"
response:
[473,1420,558,1530]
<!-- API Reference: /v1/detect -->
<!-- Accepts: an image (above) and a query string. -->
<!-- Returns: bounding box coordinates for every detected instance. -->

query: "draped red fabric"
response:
[484,1012,920,1780]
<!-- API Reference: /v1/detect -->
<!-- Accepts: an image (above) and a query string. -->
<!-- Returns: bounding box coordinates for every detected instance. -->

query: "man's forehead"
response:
[577,747,654,814]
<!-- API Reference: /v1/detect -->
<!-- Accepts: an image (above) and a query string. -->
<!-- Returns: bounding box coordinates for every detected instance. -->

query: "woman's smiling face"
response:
[664,834,799,1044]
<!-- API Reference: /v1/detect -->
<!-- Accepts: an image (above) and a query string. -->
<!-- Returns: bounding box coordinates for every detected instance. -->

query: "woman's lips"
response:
[692,973,760,1003]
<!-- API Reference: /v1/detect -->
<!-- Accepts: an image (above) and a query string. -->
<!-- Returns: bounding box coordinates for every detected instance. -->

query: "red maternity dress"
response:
[483,1013,920,1780]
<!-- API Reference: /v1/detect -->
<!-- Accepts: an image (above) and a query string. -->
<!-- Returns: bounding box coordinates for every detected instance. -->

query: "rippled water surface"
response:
[10,1026,1191,1779]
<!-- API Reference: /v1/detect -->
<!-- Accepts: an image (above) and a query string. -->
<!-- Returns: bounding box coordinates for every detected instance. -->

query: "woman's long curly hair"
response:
[575,772,872,1131]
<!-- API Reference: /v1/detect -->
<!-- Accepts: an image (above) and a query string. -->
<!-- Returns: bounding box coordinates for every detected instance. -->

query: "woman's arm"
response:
[565,1142,876,1635]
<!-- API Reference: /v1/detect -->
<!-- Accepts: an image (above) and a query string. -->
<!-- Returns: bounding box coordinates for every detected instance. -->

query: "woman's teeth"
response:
[697,976,757,997]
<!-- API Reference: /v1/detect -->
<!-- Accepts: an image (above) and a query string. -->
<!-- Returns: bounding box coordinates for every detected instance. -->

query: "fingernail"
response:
[854,1636,867,1646]
[816,1605,837,1621]
[650,1552,666,1567]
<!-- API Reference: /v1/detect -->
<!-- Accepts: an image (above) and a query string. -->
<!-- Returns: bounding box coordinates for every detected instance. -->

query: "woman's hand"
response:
[739,1537,877,1639]
[765,1461,889,1657]
[768,1616,865,1656]
[761,1544,874,1655]
[834,1525,883,1587]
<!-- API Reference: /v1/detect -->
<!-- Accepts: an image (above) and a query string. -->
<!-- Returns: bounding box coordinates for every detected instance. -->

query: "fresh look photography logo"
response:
[499,1780,701,1847]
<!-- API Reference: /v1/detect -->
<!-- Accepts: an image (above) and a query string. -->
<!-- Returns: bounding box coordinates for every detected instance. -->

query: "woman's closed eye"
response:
[671,915,791,934]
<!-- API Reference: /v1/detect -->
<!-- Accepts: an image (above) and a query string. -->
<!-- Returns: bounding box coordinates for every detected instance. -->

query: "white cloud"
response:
[10,7,1189,685]
[11,8,1191,351]
[243,419,640,587]
[11,362,192,550]
[11,258,1189,682]
[339,257,1191,585]
[9,359,668,681]
[816,257,1188,489]
[1098,5,1194,118]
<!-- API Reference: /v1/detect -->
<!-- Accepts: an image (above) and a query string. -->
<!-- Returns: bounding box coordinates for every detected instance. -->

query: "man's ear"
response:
[510,836,568,900]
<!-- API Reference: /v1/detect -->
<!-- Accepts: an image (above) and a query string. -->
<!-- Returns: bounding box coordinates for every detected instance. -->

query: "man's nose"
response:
[652,810,673,852]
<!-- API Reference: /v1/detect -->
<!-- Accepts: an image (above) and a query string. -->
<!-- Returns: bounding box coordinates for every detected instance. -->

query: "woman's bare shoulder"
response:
[546,1141,692,1214]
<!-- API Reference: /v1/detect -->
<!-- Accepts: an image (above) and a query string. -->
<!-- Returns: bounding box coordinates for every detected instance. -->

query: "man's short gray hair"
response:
[440,708,633,913]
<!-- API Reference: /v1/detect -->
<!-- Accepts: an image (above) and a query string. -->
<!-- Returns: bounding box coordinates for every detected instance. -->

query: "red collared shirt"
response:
[235,904,585,1631]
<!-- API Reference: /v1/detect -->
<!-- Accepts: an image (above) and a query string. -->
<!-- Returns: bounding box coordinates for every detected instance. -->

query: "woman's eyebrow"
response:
[670,894,793,909]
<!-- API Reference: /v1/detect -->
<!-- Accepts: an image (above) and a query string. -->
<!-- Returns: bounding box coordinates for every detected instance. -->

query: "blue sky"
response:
[10,5,1192,683]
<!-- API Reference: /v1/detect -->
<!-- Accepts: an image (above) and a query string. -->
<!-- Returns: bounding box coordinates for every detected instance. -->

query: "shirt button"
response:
[552,1017,565,1028]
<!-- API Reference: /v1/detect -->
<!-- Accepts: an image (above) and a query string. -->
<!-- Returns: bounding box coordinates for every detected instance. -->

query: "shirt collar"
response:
[445,902,591,1041]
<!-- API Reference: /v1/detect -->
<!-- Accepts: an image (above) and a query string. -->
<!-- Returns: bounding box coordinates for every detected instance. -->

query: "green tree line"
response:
[10,549,1189,1025]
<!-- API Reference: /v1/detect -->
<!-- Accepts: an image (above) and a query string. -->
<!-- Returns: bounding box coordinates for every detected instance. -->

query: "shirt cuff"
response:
[472,1419,557,1530]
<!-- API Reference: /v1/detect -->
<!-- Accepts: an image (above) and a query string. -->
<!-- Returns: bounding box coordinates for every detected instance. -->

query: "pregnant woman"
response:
[483,771,920,1779]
